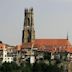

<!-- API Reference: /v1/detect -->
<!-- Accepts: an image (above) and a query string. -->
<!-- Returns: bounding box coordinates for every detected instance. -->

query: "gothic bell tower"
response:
[22,8,35,45]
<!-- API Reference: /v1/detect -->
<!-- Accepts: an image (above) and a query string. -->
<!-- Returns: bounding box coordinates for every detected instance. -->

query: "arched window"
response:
[28,18,30,26]
[28,30,31,42]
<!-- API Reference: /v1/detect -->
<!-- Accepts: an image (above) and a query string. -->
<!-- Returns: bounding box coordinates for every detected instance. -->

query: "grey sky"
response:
[0,0,72,45]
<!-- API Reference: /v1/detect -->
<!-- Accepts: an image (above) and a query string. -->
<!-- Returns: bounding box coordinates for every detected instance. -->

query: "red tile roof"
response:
[34,39,71,52]
[16,39,72,53]
[35,39,71,46]
[65,47,72,53]
[0,44,5,49]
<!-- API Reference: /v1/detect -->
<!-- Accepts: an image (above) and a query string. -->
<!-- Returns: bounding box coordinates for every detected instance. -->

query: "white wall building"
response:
[30,55,35,64]
[2,45,13,63]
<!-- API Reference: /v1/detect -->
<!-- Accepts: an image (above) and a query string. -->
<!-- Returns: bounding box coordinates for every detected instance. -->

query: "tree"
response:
[44,52,51,60]
[0,62,19,72]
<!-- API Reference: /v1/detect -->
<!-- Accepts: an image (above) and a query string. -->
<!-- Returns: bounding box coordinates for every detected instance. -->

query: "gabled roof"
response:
[34,39,71,52]
[16,39,72,52]
[35,39,71,47]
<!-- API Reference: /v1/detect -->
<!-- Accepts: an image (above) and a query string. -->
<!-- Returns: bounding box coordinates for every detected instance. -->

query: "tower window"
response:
[28,18,30,26]
[28,30,31,42]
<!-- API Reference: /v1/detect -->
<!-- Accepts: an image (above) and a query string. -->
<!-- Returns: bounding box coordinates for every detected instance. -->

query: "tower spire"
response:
[67,32,68,40]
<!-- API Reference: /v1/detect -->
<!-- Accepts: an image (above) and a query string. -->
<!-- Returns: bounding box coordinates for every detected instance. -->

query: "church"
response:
[16,8,72,54]
[0,8,72,63]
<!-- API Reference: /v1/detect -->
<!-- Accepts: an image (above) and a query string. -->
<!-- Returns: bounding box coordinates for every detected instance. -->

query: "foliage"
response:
[0,62,19,72]
[0,61,63,72]
[44,52,51,60]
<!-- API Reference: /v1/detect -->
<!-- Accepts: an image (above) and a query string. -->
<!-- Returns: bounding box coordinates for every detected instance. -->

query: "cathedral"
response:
[0,8,72,63]
[18,8,72,53]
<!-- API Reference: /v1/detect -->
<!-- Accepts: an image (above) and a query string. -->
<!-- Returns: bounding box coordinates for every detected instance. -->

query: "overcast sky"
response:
[0,0,72,45]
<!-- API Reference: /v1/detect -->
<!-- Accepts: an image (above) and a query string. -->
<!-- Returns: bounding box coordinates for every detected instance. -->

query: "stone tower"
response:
[22,8,35,45]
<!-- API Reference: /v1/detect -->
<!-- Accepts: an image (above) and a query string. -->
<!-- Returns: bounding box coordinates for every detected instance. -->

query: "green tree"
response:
[0,62,19,72]
[44,52,51,60]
